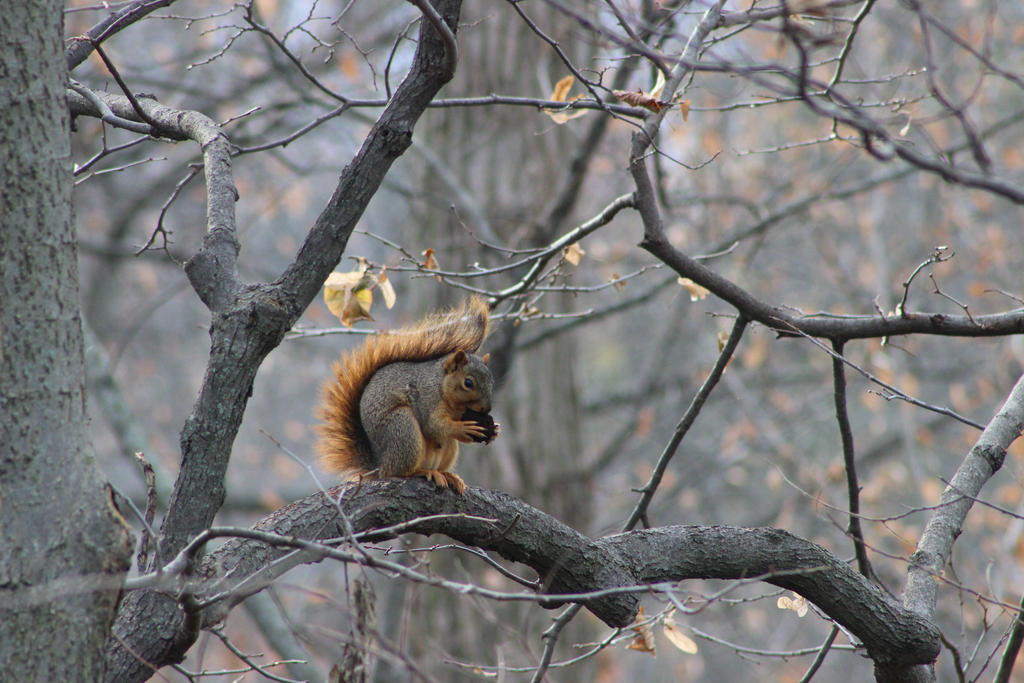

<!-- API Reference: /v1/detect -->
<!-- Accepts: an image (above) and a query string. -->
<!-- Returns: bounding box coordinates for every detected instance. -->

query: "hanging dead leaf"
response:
[551,75,574,102]
[679,99,691,121]
[544,74,588,124]
[649,69,667,100]
[625,607,656,655]
[678,277,709,301]
[613,89,669,113]
[564,243,585,266]
[611,273,627,291]
[422,248,438,270]
[777,593,809,617]
[323,270,376,327]
[376,269,396,309]
[663,615,698,654]
[614,68,671,113]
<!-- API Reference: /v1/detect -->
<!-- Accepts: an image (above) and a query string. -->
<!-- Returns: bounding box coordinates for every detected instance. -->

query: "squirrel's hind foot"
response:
[411,469,467,494]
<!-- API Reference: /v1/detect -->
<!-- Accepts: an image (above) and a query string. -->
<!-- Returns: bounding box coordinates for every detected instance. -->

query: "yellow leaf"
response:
[323,270,375,327]
[717,330,729,352]
[327,288,373,328]
[678,277,709,301]
[626,607,656,655]
[663,616,698,654]
[777,594,808,617]
[564,243,585,266]
[544,74,588,124]
[547,109,588,124]
[550,75,575,102]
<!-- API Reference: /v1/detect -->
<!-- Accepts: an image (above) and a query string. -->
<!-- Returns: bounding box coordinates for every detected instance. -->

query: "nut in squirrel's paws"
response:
[460,408,500,444]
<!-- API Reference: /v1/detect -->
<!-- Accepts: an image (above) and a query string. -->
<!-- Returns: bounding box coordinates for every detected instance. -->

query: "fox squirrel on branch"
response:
[316,296,499,494]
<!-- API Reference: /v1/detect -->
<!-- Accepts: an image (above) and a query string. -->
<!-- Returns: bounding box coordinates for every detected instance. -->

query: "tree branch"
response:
[883,372,1024,682]
[119,479,940,672]
[832,339,874,581]
[67,87,241,310]
[65,0,178,71]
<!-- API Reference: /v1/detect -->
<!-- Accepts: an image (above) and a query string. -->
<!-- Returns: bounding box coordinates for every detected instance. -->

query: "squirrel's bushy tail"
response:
[315,296,490,474]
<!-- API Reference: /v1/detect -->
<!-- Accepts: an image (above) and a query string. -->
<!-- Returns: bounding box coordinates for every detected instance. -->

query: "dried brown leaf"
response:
[625,607,656,655]
[613,89,667,113]
[422,247,438,270]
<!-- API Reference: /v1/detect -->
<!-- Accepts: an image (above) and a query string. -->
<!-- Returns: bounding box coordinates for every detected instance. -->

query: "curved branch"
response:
[121,479,940,672]
[67,88,241,311]
[637,210,1024,341]
[605,525,939,667]
[196,482,637,628]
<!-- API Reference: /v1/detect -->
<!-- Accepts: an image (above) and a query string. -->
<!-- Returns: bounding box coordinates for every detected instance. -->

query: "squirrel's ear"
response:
[480,353,490,364]
[444,350,468,373]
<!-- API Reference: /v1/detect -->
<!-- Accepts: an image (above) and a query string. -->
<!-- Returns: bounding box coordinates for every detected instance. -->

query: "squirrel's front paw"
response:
[459,409,499,443]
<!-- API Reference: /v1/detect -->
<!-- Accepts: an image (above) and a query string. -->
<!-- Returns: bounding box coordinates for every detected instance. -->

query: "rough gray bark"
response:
[0,2,134,679]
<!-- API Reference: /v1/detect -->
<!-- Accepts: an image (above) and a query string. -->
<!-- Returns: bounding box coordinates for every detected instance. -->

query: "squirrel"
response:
[316,296,499,494]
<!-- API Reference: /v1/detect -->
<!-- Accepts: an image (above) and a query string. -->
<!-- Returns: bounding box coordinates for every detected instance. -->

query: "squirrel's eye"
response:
[463,377,475,389]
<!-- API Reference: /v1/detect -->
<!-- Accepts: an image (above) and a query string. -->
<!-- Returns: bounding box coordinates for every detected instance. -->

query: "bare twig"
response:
[799,625,841,683]
[89,40,166,134]
[831,339,875,581]
[994,591,1024,683]
[623,314,750,531]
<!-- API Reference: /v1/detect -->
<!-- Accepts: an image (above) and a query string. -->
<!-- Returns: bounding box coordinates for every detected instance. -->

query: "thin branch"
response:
[994,591,1024,683]
[493,193,635,300]
[831,339,874,581]
[799,625,841,683]
[623,314,750,531]
[89,41,164,133]
[531,604,584,683]
[208,627,303,683]
[65,0,177,70]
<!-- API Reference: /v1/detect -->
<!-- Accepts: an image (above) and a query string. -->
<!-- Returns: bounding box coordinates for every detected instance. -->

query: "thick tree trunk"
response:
[0,2,134,679]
